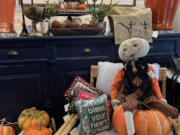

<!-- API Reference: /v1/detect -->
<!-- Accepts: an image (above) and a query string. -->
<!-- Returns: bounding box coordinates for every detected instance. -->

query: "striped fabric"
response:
[143,96,179,119]
[122,95,178,119]
[122,89,143,111]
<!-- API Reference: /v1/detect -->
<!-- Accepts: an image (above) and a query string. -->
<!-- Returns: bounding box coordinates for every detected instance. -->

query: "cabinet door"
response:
[53,38,117,126]
[0,62,49,122]
[53,59,103,127]
[54,59,116,127]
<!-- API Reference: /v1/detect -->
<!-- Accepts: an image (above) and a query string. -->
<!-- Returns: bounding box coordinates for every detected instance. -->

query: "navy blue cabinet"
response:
[147,34,180,66]
[0,63,49,121]
[0,39,50,122]
[0,34,180,127]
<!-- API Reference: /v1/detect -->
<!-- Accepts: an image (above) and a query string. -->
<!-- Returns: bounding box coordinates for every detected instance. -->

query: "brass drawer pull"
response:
[8,50,19,56]
[150,45,154,49]
[83,48,91,53]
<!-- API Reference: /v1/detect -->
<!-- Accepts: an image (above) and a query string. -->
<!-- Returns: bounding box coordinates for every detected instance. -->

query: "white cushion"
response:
[150,63,160,79]
[96,62,160,96]
[96,62,123,95]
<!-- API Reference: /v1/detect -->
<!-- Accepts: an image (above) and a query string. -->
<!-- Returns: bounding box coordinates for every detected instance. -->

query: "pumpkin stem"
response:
[38,117,45,130]
[31,107,36,117]
[0,118,6,126]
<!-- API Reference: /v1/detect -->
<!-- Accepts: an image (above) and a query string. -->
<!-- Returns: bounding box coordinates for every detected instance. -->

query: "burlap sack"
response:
[109,7,152,44]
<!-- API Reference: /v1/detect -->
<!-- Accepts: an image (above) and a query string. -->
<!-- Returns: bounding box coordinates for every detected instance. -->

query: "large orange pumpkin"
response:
[22,126,52,135]
[23,117,52,135]
[112,105,172,135]
[0,118,15,135]
[18,107,50,130]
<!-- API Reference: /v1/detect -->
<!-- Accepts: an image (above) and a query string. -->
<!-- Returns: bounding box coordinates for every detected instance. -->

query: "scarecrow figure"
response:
[111,38,179,135]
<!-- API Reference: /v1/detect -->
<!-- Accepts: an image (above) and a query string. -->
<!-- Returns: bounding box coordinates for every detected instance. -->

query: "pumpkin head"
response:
[23,117,52,135]
[0,118,15,135]
[112,105,172,135]
[18,107,49,130]
[79,4,86,10]
[118,38,150,62]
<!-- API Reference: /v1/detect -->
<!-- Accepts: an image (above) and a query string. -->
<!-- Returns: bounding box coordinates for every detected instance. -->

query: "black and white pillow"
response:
[64,76,103,101]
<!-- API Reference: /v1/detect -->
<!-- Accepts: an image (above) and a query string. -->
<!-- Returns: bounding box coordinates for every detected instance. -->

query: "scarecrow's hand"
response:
[111,99,120,110]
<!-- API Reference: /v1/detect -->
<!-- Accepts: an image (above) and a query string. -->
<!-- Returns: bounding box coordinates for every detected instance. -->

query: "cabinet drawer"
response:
[56,45,115,59]
[147,53,172,67]
[149,41,175,54]
[0,47,47,61]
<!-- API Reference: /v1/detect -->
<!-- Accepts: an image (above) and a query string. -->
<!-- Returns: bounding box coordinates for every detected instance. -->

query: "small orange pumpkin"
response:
[0,118,15,135]
[79,4,86,10]
[18,107,50,130]
[113,105,172,135]
[23,117,52,135]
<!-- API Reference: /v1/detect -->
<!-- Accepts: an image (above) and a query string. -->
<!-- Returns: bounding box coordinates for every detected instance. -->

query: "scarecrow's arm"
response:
[111,69,125,100]
[147,66,163,100]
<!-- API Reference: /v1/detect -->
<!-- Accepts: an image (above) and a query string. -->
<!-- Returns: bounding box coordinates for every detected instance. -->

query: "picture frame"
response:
[114,0,136,6]
[86,0,136,7]
[19,0,58,5]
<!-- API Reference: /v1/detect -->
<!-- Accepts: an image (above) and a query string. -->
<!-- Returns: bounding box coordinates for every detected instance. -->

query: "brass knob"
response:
[83,48,91,53]
[150,45,154,49]
[8,50,19,56]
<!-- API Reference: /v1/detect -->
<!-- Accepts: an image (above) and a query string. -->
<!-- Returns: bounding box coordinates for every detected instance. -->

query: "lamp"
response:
[19,0,28,36]
[0,0,17,37]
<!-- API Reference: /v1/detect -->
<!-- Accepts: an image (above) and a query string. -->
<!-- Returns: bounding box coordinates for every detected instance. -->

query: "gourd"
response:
[0,118,15,135]
[18,107,49,130]
[23,117,52,135]
[79,4,86,10]
[112,105,172,135]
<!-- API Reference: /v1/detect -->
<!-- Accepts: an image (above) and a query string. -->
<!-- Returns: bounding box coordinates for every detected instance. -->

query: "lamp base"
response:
[28,31,44,37]
[19,23,28,37]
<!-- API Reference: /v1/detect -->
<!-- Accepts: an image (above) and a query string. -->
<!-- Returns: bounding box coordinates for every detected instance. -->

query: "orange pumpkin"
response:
[79,4,86,10]
[112,105,172,135]
[0,118,15,135]
[23,117,52,135]
[18,107,50,130]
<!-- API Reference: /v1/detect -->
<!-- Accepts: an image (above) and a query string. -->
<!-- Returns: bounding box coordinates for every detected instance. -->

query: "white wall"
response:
[136,0,145,8]
[173,1,180,32]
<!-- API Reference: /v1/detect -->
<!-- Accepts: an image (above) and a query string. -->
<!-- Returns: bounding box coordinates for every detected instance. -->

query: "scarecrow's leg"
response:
[125,111,135,135]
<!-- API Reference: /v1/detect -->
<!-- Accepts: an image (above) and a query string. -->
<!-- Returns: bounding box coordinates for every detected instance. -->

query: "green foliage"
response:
[91,4,114,22]
[45,0,57,18]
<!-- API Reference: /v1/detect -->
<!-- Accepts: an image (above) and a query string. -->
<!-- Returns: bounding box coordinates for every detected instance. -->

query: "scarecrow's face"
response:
[119,38,150,61]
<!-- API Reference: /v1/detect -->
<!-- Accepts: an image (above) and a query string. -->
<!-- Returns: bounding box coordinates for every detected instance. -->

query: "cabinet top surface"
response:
[0,33,180,45]
[0,33,180,41]
[0,35,114,41]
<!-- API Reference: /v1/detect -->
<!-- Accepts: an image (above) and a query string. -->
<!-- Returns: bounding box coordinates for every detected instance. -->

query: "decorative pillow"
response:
[96,62,160,96]
[64,76,103,101]
[68,87,97,113]
[74,94,111,135]
[68,87,112,116]
[96,62,123,95]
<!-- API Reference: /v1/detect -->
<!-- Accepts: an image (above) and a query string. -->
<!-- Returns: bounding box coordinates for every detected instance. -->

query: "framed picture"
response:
[87,0,136,7]
[114,0,136,6]
[19,0,58,5]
